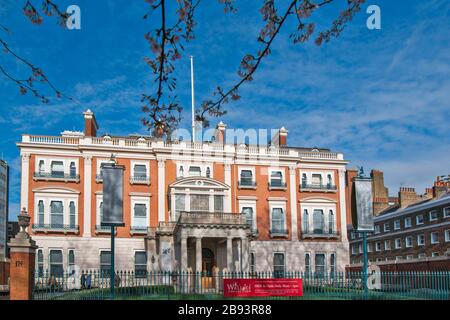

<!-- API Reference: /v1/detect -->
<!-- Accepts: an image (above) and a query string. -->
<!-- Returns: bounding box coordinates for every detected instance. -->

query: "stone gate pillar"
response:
[8,208,37,300]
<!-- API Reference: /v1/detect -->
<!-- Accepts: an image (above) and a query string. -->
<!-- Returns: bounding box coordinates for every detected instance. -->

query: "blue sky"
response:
[1,0,449,220]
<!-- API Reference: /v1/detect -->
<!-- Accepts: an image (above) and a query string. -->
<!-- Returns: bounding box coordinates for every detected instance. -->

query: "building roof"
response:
[374,193,450,222]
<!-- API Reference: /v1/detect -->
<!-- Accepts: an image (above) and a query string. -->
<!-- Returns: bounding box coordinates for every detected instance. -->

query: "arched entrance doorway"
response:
[202,248,215,289]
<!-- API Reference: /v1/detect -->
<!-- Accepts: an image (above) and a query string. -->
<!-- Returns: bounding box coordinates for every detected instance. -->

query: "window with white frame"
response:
[240,169,254,186]
[358,243,363,254]
[394,220,401,230]
[315,253,326,276]
[132,203,148,229]
[49,249,63,277]
[188,166,201,177]
[50,201,64,227]
[303,209,309,234]
[69,162,76,177]
[37,249,44,276]
[375,242,381,251]
[374,225,381,234]
[445,230,450,242]
[68,249,75,273]
[38,160,45,173]
[37,200,44,225]
[367,243,372,252]
[273,253,285,277]
[271,208,285,232]
[444,207,450,218]
[418,253,426,259]
[351,245,356,255]
[383,223,390,232]
[35,157,79,179]
[242,207,255,230]
[417,234,425,246]
[430,232,439,244]
[69,201,76,228]
[384,240,391,250]
[432,252,439,258]
[214,195,224,212]
[301,173,307,186]
[311,174,323,186]
[305,253,311,274]
[174,194,185,220]
[350,232,355,240]
[313,209,324,234]
[269,169,284,187]
[330,253,336,277]
[100,251,111,277]
[135,251,147,278]
[429,210,438,221]
[395,238,402,249]
[131,163,148,183]
[416,214,424,225]
[405,236,413,248]
[250,252,255,273]
[50,161,64,178]
[406,255,414,260]
[190,194,209,212]
[328,210,335,234]
[404,217,412,228]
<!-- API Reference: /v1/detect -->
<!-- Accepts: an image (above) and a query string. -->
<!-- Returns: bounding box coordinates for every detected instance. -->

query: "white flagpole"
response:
[190,55,195,142]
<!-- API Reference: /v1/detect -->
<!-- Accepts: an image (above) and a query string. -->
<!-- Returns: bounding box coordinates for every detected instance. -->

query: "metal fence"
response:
[32,270,450,300]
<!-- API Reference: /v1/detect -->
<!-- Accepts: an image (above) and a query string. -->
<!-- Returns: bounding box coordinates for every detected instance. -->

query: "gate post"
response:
[8,208,37,300]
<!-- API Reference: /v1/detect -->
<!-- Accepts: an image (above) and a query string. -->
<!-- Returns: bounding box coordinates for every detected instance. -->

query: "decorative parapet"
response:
[21,135,345,161]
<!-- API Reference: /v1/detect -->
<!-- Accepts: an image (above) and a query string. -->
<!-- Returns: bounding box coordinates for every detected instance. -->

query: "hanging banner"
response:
[223,278,303,297]
[101,163,125,226]
[353,177,374,232]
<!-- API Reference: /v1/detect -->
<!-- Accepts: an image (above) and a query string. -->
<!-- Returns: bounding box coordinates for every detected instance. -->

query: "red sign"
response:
[223,278,303,297]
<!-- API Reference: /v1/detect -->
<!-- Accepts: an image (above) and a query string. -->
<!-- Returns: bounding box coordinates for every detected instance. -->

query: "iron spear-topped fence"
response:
[32,270,450,300]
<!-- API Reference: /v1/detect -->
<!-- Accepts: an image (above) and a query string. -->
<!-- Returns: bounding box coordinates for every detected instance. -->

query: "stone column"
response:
[195,237,202,292]
[157,158,166,223]
[241,237,249,272]
[226,237,233,271]
[338,168,348,241]
[224,163,232,212]
[195,237,202,273]
[8,209,37,300]
[83,155,92,237]
[20,153,30,212]
[289,165,298,241]
[180,236,188,271]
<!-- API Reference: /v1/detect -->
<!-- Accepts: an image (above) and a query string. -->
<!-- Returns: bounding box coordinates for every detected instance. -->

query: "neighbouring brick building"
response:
[349,172,450,271]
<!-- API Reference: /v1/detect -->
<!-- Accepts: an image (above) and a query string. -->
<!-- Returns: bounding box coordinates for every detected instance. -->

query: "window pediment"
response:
[32,187,80,195]
[170,177,229,190]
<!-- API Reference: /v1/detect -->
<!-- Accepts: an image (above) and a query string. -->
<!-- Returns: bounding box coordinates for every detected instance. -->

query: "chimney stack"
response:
[83,109,99,137]
[271,127,288,147]
[370,169,389,216]
[398,187,418,208]
[214,121,226,144]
